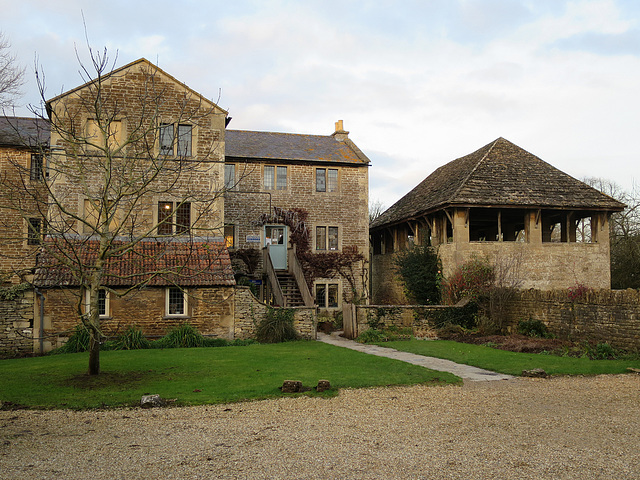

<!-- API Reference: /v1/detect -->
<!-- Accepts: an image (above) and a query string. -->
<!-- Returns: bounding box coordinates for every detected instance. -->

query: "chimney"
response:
[332,119,349,141]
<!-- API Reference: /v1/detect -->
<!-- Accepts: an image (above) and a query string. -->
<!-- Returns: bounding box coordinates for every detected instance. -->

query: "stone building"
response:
[370,137,625,304]
[224,121,370,311]
[0,117,49,282]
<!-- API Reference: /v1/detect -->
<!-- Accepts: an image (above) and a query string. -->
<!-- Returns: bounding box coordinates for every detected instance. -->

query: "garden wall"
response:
[504,289,640,351]
[0,289,34,357]
[234,286,317,340]
[346,304,469,339]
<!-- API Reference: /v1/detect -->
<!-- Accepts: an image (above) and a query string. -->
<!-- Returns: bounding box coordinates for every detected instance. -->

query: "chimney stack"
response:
[332,119,349,141]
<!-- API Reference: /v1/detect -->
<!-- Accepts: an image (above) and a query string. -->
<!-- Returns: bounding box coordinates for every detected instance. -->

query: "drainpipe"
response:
[35,287,45,354]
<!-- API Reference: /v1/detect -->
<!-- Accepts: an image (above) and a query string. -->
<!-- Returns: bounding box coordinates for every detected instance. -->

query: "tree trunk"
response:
[88,334,100,375]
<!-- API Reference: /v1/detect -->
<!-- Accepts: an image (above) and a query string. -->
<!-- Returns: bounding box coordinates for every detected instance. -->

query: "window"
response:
[159,123,192,157]
[224,224,235,248]
[83,199,120,235]
[316,168,338,192]
[27,218,44,245]
[264,165,287,190]
[87,119,123,149]
[224,164,235,190]
[316,283,339,309]
[166,287,188,316]
[157,201,191,235]
[316,226,339,250]
[30,154,46,181]
[85,289,109,318]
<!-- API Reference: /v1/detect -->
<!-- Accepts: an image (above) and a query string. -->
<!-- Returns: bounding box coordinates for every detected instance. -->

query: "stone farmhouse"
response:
[370,137,625,304]
[0,58,370,354]
[224,123,370,311]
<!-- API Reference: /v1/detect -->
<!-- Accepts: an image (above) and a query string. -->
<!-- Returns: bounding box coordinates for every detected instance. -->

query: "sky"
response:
[2,0,640,209]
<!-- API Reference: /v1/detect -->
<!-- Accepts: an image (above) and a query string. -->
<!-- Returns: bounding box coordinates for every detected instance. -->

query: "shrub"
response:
[356,328,389,343]
[441,255,494,305]
[110,326,151,350]
[153,323,206,349]
[583,342,617,360]
[517,319,550,338]
[429,303,478,329]
[50,324,92,354]
[255,307,299,343]
[394,245,441,304]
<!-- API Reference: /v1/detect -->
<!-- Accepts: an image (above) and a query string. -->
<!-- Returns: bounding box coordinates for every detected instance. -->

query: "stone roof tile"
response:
[371,137,625,229]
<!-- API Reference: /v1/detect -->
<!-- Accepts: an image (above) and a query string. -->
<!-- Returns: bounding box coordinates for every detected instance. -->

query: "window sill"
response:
[163,315,191,320]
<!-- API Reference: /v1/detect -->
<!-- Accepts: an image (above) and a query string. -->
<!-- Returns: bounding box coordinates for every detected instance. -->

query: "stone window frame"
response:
[263,165,288,191]
[315,167,339,193]
[156,200,191,236]
[26,217,45,246]
[84,289,110,319]
[224,223,236,249]
[85,118,125,151]
[165,287,189,317]
[314,279,342,309]
[29,153,48,182]
[224,163,236,190]
[315,225,340,251]
[158,122,194,158]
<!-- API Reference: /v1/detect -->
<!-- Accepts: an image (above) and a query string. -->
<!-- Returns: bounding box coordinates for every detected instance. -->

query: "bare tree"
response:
[0,32,25,110]
[583,177,640,288]
[369,199,386,224]
[0,47,228,374]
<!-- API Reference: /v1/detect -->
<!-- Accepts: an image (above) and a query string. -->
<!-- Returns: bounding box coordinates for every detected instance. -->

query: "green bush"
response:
[110,326,151,350]
[153,323,206,349]
[356,328,389,343]
[584,342,617,360]
[394,245,441,304]
[255,307,299,343]
[50,324,91,354]
[517,319,550,338]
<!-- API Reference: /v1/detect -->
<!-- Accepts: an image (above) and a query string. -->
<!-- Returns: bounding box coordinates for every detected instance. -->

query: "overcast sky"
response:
[3,0,639,208]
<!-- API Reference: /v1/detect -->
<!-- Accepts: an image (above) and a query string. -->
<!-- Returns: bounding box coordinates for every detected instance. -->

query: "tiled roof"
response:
[34,238,235,288]
[0,116,50,147]
[371,137,626,229]
[225,129,370,165]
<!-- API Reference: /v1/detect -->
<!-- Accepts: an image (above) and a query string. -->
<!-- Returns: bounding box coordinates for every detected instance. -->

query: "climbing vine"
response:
[255,207,365,299]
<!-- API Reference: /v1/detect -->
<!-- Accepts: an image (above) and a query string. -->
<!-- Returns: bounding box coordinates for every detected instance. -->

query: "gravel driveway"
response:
[1,374,639,479]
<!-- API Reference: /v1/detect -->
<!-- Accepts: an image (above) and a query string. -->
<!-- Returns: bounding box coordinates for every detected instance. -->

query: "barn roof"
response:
[371,137,625,230]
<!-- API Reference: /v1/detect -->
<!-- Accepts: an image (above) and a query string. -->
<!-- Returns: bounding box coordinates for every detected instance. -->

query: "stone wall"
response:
[352,304,467,339]
[504,289,640,351]
[32,285,316,353]
[370,253,407,305]
[0,289,34,357]
[234,286,317,340]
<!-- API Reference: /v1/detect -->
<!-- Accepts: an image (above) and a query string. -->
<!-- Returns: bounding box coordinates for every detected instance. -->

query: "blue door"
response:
[265,225,287,270]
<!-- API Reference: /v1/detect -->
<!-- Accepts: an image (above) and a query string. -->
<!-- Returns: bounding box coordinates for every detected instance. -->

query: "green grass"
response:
[380,339,640,376]
[0,341,460,409]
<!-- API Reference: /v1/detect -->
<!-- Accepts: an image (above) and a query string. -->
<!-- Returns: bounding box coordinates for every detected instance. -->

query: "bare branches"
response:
[0,32,25,110]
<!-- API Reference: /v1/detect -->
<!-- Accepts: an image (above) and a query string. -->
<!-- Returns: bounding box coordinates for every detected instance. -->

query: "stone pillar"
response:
[527,210,542,244]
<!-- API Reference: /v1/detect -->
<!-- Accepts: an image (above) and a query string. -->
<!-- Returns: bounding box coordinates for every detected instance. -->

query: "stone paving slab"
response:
[317,332,513,382]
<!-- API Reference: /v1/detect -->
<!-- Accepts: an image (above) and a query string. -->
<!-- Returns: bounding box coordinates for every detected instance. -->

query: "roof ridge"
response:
[447,137,500,204]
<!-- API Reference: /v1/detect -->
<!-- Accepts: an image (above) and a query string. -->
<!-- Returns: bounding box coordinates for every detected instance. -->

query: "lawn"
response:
[0,341,460,409]
[380,339,640,376]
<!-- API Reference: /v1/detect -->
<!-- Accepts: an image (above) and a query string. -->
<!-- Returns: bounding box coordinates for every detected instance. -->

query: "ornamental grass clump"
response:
[110,326,150,350]
[153,323,206,348]
[49,324,91,354]
[256,307,299,343]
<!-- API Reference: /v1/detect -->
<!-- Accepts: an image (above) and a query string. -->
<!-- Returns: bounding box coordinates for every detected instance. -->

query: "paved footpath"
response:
[317,331,513,382]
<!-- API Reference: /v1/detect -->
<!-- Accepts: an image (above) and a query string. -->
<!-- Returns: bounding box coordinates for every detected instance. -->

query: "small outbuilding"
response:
[370,137,625,304]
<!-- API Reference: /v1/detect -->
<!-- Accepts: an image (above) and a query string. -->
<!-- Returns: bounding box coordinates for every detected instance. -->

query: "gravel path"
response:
[1,374,639,479]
